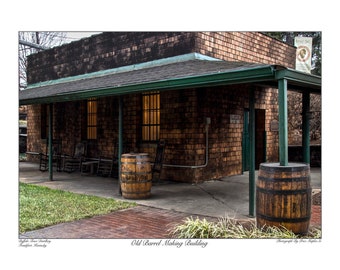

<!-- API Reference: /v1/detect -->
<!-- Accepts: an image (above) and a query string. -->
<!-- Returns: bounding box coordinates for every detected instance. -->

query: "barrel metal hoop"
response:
[121,179,152,184]
[256,187,312,195]
[122,162,149,165]
[122,191,150,195]
[258,175,310,183]
[122,171,151,175]
[256,213,311,223]
[260,165,309,173]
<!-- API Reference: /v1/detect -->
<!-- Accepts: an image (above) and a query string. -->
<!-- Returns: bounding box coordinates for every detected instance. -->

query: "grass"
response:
[170,216,321,239]
[19,182,136,233]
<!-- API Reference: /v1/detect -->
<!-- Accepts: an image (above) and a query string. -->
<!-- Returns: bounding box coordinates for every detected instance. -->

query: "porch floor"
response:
[19,162,321,220]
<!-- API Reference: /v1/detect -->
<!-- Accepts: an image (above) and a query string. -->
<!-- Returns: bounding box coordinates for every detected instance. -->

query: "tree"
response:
[264,32,321,76]
[286,91,321,145]
[264,32,322,145]
[18,32,67,90]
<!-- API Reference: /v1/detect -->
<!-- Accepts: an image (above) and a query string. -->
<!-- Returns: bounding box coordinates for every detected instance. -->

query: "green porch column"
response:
[278,79,288,166]
[118,96,123,195]
[302,92,310,164]
[48,103,53,181]
[249,88,255,217]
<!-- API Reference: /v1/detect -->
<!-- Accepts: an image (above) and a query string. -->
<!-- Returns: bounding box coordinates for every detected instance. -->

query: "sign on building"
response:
[294,37,313,74]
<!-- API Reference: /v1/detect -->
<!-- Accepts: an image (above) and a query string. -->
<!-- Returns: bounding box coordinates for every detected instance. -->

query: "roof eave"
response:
[275,68,321,92]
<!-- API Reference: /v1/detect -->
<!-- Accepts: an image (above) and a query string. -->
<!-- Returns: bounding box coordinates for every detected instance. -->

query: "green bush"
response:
[170,217,321,239]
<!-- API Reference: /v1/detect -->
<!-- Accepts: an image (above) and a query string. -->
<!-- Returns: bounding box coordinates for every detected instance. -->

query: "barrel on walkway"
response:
[120,153,152,199]
[256,162,311,235]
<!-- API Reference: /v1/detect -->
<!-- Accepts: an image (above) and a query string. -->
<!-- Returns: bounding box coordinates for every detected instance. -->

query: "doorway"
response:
[242,109,266,172]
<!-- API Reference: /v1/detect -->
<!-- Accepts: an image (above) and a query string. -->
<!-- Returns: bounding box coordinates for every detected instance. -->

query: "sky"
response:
[63,32,102,44]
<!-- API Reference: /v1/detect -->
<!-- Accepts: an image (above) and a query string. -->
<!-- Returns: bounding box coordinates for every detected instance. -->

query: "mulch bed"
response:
[312,190,321,205]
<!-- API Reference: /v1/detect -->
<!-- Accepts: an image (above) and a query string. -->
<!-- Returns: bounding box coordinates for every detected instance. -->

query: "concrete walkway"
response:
[19,162,321,238]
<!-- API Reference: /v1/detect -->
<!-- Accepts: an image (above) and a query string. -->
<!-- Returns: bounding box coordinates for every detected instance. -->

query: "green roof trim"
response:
[275,68,321,89]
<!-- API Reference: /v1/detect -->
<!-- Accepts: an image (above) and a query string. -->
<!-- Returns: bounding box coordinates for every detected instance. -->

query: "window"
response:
[142,92,160,142]
[86,98,98,140]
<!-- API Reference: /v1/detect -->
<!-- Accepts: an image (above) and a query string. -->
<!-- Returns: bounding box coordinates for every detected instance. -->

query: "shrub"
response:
[170,216,321,239]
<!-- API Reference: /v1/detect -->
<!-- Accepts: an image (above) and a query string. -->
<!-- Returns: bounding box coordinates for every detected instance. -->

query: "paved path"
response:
[20,206,217,239]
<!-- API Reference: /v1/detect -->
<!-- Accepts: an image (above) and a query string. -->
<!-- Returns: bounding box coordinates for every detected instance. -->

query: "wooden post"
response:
[278,79,288,166]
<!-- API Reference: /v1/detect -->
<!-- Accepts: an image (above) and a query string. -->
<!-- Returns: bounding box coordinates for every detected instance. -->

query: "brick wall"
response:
[26,105,42,160]
[255,87,280,163]
[196,32,296,68]
[27,102,85,158]
[157,85,279,182]
[27,32,295,84]
[27,32,196,84]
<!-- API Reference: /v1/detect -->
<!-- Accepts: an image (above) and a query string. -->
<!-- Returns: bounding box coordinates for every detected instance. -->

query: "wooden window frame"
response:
[141,92,160,142]
[86,98,98,140]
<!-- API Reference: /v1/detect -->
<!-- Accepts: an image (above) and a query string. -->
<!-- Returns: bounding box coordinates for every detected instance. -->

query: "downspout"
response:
[249,89,255,217]
[163,117,210,169]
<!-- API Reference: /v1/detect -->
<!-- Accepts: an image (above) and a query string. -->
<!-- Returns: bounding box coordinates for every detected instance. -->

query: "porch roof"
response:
[19,53,321,105]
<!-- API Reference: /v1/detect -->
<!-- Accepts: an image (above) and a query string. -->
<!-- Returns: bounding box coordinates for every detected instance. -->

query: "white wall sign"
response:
[294,37,313,74]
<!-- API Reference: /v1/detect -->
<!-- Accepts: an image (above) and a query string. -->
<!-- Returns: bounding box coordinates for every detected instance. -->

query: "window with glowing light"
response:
[86,98,97,140]
[142,92,160,142]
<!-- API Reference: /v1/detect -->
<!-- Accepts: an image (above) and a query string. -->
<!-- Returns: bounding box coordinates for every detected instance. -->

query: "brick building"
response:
[20,32,320,183]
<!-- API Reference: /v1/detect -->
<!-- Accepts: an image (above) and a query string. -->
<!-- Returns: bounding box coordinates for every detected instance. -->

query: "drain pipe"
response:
[163,117,210,169]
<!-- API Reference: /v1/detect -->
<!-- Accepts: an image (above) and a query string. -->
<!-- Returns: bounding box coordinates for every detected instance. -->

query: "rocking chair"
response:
[152,140,166,183]
[39,139,62,172]
[63,141,87,173]
[96,142,118,178]
[96,156,114,177]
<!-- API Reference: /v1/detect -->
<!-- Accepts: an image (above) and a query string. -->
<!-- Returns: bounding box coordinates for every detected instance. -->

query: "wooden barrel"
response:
[120,153,152,199]
[256,162,311,235]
